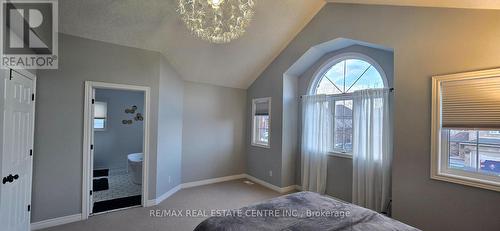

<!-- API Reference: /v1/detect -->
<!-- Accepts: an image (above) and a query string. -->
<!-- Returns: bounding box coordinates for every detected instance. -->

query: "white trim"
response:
[244,174,297,193]
[306,52,389,95]
[431,68,500,192]
[251,97,272,148]
[146,185,182,206]
[148,174,247,206]
[30,174,299,230]
[82,81,151,219]
[30,214,82,231]
[182,174,246,189]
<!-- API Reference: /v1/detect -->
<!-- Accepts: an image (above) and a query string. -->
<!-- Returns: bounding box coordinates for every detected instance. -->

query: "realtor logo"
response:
[1,0,58,69]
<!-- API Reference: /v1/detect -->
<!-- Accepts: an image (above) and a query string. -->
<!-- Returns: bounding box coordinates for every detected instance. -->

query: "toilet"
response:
[127,153,143,185]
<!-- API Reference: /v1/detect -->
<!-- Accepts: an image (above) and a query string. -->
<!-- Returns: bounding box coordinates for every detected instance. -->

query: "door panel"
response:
[1,70,35,231]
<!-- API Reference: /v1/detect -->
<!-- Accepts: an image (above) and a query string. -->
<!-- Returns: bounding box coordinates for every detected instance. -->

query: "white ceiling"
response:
[60,0,500,89]
[326,0,500,10]
[59,0,325,89]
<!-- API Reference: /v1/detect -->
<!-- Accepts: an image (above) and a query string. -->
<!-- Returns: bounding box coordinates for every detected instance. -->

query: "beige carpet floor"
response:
[42,179,287,231]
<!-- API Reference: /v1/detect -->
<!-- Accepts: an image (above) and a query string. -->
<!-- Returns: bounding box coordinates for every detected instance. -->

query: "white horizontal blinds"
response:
[441,76,500,129]
[94,102,107,119]
[255,101,269,116]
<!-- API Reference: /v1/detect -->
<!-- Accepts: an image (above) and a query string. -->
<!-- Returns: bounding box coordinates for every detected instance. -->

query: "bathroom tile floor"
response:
[94,171,141,202]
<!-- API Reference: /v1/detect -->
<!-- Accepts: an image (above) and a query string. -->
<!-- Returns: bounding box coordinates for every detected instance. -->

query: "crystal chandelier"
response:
[178,0,255,44]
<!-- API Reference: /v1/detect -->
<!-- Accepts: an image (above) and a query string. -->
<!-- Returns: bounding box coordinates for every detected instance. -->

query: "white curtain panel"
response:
[301,94,332,194]
[352,88,392,212]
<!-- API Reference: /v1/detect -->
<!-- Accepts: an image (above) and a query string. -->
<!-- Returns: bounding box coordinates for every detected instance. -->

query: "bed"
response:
[194,191,419,231]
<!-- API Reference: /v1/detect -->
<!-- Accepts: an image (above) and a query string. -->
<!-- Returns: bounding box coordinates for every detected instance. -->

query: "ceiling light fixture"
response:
[178,0,255,44]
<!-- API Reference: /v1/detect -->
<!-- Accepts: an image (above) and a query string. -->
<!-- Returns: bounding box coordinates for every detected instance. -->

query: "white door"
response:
[89,88,95,215]
[0,70,35,231]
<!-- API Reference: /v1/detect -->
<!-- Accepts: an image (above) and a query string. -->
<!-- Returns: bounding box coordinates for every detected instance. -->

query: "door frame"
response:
[82,81,150,219]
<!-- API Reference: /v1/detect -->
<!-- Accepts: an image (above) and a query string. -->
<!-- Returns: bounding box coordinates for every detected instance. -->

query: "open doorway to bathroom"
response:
[82,82,150,218]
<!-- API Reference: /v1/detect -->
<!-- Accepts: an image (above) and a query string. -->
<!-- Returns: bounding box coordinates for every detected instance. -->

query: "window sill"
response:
[431,168,500,192]
[328,152,352,159]
[251,143,270,149]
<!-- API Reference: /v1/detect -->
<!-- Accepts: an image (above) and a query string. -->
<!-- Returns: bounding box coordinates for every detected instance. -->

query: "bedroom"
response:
[0,0,499,231]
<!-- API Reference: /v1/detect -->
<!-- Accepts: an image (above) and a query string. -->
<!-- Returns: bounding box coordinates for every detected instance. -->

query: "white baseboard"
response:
[149,174,247,206]
[31,214,82,230]
[146,184,182,206]
[243,174,297,193]
[181,174,246,189]
[31,174,296,230]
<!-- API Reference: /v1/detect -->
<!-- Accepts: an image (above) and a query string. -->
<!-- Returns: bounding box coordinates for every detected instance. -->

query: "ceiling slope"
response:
[326,0,500,10]
[60,0,325,89]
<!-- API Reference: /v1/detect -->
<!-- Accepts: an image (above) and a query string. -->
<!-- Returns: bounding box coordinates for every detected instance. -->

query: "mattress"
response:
[194,191,420,231]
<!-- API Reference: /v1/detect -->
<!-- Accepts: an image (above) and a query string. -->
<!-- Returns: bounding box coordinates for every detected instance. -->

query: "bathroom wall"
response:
[94,89,144,171]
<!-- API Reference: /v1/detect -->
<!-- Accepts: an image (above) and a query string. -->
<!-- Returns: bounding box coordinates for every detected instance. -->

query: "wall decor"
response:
[125,105,137,114]
[123,105,144,125]
[122,120,133,125]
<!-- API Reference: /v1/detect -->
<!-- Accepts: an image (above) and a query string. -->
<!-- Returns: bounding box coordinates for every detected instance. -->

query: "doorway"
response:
[82,81,150,218]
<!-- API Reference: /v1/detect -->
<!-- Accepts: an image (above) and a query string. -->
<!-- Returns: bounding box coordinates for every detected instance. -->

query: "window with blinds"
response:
[431,69,500,192]
[94,101,107,130]
[441,77,500,129]
[252,98,271,148]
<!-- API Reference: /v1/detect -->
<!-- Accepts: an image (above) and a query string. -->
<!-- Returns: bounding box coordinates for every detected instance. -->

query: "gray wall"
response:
[94,89,144,170]
[246,3,500,231]
[246,73,284,187]
[181,81,246,183]
[156,56,184,195]
[32,34,181,222]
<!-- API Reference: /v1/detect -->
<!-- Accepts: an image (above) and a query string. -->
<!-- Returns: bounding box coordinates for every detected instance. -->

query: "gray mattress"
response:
[194,191,419,231]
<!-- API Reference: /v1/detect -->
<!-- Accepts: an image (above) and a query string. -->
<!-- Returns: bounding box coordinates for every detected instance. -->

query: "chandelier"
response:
[178,0,255,44]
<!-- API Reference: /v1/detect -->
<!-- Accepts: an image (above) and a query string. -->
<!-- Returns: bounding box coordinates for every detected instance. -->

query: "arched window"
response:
[310,54,386,154]
[315,58,385,95]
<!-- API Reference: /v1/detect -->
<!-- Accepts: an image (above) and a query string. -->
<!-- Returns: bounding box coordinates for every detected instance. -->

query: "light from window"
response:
[447,129,500,177]
[316,59,384,95]
[334,100,353,153]
[314,58,384,155]
[94,101,107,130]
[255,116,270,144]
[252,98,271,148]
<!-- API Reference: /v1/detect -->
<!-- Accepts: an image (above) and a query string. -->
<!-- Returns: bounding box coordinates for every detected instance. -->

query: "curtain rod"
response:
[299,88,394,99]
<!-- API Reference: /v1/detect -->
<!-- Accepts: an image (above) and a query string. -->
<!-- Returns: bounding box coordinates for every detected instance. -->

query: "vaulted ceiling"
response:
[60,0,500,89]
[326,0,500,10]
[59,0,325,89]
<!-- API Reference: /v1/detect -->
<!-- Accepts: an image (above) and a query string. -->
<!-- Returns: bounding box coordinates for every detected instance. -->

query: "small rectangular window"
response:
[431,69,500,192]
[94,101,107,131]
[252,97,271,148]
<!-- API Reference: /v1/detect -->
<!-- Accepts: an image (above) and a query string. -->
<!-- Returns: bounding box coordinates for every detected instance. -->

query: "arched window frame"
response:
[306,52,388,156]
[307,52,388,95]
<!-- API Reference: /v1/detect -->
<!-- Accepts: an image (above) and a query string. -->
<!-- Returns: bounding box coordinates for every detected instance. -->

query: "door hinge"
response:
[9,69,13,80]
[29,149,33,156]
[31,94,35,101]
[92,99,95,104]
[90,190,93,196]
[90,144,94,150]
[27,205,31,212]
